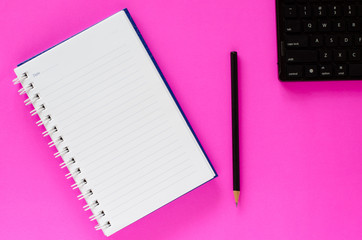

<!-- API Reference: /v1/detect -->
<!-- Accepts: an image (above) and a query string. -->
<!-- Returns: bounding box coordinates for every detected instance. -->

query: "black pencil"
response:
[231,51,240,207]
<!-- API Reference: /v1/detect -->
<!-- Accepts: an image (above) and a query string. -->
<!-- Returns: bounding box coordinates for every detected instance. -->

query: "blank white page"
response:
[14,9,216,236]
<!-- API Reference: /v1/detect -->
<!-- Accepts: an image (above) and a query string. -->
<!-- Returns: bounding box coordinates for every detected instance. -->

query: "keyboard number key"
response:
[329,5,342,17]
[315,5,327,17]
[345,5,357,16]
[300,5,311,18]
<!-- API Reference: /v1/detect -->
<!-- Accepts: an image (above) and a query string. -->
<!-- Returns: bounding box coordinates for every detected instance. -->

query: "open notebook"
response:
[13,9,216,236]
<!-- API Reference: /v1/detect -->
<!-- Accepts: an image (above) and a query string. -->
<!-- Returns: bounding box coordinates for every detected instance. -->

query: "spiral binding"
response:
[13,72,28,85]
[49,136,64,148]
[13,72,111,232]
[83,200,99,211]
[59,157,74,168]
[95,221,111,231]
[78,189,93,200]
[65,168,81,179]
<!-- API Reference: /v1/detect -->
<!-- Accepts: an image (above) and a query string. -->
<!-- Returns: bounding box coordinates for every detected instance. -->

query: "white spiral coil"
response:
[13,72,111,232]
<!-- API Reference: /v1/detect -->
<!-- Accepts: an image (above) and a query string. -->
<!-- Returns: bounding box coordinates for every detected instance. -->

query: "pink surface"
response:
[1,0,362,239]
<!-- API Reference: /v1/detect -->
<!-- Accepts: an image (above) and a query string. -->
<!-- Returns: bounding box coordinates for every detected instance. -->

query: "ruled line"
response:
[69,101,161,158]
[48,55,134,102]
[41,45,126,92]
[48,61,135,111]
[74,108,165,166]
[111,168,194,219]
[47,52,133,100]
[87,128,175,178]
[69,100,164,155]
[56,73,145,129]
[101,154,189,206]
[72,98,158,141]
[94,150,186,196]
[87,139,179,179]
[82,122,171,171]
[57,77,147,135]
[49,62,138,116]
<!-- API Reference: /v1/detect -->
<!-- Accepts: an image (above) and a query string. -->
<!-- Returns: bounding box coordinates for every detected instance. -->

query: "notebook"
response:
[13,9,216,236]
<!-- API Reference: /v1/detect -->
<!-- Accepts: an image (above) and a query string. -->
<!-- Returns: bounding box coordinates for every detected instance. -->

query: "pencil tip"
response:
[233,191,240,207]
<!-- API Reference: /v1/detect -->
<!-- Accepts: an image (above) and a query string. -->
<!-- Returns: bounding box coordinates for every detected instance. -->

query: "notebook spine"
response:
[13,73,111,232]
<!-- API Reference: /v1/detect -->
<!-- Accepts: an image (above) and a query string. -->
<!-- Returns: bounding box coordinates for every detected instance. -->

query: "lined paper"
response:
[14,10,215,236]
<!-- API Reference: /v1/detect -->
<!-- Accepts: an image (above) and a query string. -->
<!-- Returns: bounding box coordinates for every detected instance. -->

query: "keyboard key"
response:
[304,21,316,32]
[329,5,342,17]
[285,35,308,48]
[318,20,331,31]
[305,65,318,78]
[340,36,353,46]
[285,20,301,32]
[286,50,318,63]
[333,50,347,61]
[310,35,323,47]
[325,35,338,47]
[319,50,332,62]
[334,64,347,76]
[348,21,360,31]
[319,65,333,77]
[349,64,362,76]
[349,50,360,61]
[286,65,303,78]
[333,20,345,31]
[355,36,362,46]
[359,4,362,16]
[300,5,312,17]
[285,6,298,18]
[314,5,327,17]
[345,5,357,16]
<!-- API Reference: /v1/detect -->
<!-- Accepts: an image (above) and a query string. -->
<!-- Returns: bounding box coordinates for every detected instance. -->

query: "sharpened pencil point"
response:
[233,191,240,207]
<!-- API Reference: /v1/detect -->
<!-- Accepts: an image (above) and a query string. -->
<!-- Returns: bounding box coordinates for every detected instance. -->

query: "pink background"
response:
[1,0,362,239]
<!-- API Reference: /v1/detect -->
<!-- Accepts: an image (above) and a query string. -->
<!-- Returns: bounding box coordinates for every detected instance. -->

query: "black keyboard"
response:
[276,0,362,81]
